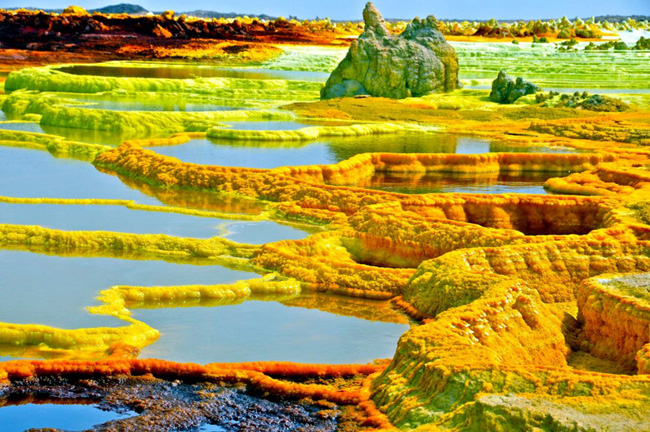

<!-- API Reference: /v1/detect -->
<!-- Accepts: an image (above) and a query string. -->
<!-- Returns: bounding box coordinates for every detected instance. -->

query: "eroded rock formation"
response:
[490,70,540,104]
[321,2,459,99]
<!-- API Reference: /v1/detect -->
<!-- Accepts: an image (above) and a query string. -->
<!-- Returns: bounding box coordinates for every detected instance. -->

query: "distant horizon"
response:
[2,1,648,21]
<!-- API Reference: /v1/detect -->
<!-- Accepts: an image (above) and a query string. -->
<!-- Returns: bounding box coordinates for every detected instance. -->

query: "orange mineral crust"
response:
[371,241,650,428]
[530,114,650,146]
[94,143,617,234]
[0,358,393,430]
[577,274,650,372]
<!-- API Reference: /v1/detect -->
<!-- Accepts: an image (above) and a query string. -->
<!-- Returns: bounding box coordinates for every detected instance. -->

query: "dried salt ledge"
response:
[530,115,650,146]
[545,162,650,196]
[206,122,435,141]
[364,202,650,430]
[4,64,325,94]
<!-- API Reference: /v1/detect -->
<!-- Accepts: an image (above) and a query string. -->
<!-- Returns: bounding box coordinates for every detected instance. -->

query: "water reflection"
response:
[58,64,329,82]
[0,121,44,134]
[153,134,580,169]
[0,203,310,241]
[0,146,160,203]
[0,250,256,330]
[63,93,246,112]
[135,290,410,364]
[358,172,557,195]
[0,403,135,431]
[104,170,268,215]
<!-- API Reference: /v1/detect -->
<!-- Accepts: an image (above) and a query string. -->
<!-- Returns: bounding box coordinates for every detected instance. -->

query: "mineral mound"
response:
[490,70,540,103]
[320,2,459,100]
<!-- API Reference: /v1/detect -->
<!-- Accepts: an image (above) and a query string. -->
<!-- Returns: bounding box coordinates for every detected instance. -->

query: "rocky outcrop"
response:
[489,70,540,103]
[0,10,339,51]
[321,2,459,100]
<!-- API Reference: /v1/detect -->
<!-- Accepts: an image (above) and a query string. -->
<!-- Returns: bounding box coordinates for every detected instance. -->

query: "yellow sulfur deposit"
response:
[80,92,650,430]
[4,33,650,431]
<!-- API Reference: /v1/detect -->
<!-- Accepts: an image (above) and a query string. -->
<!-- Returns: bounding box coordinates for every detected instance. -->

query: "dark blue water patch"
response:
[0,250,258,330]
[197,425,228,431]
[135,296,410,364]
[0,403,135,432]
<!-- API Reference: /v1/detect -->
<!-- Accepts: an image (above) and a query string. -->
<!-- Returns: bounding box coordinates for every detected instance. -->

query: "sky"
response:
[2,0,649,20]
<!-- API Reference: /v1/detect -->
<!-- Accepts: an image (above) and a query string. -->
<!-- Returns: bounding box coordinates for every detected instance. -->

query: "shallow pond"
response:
[0,250,256,331]
[0,121,44,134]
[62,93,247,112]
[0,403,135,432]
[58,64,329,82]
[0,250,409,365]
[154,134,580,169]
[359,172,556,194]
[0,146,266,215]
[0,203,309,243]
[0,146,160,203]
[135,291,410,364]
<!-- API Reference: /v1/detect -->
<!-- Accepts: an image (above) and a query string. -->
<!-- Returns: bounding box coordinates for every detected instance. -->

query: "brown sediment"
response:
[0,359,391,431]
[0,10,349,53]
